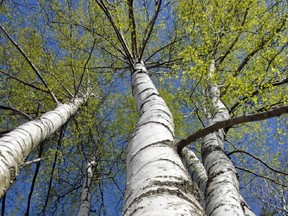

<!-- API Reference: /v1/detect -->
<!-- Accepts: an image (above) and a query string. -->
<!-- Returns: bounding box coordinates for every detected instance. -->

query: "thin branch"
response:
[216,6,249,65]
[144,37,183,64]
[177,104,288,153]
[75,38,97,97]
[95,0,134,65]
[0,70,50,94]
[228,150,288,176]
[48,72,74,98]
[236,17,286,74]
[0,105,33,120]
[52,20,127,59]
[138,0,162,61]
[40,124,66,215]
[230,77,288,113]
[25,144,44,216]
[146,58,182,69]
[236,166,287,187]
[0,25,59,104]
[23,158,43,166]
[128,0,138,58]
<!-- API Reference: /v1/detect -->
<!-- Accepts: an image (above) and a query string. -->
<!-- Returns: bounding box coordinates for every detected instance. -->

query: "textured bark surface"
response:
[78,159,95,216]
[0,98,85,197]
[201,61,253,216]
[182,147,255,216]
[123,63,204,216]
[182,147,207,194]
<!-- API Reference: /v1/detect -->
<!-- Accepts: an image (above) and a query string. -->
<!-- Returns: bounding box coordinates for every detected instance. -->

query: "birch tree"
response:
[0,0,287,215]
[177,0,288,214]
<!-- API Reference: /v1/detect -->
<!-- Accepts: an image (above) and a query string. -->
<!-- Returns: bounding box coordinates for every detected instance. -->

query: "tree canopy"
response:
[0,0,287,215]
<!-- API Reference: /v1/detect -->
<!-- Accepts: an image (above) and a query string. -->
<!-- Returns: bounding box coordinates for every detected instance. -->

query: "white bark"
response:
[78,158,95,216]
[0,98,85,197]
[123,62,204,216]
[201,60,254,215]
[181,147,255,216]
[182,147,207,194]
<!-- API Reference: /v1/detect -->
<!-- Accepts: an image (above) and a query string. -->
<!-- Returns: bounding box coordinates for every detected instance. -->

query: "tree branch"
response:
[228,149,288,176]
[0,105,33,120]
[0,70,50,94]
[177,105,288,154]
[128,0,138,58]
[230,77,288,113]
[95,0,134,65]
[138,0,162,61]
[236,17,286,74]
[0,25,59,104]
[236,166,287,187]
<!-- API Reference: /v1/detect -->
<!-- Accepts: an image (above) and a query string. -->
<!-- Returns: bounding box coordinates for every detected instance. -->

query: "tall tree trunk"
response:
[78,157,95,216]
[122,62,204,216]
[182,147,255,215]
[0,97,85,197]
[201,60,254,215]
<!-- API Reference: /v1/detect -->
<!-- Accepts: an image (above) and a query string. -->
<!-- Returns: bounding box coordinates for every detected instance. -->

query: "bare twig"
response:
[236,166,287,187]
[23,158,43,166]
[228,150,288,176]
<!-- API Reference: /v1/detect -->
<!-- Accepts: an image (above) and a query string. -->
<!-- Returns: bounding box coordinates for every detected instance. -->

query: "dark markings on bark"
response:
[139,99,166,114]
[134,93,164,115]
[0,145,19,164]
[137,88,158,98]
[208,203,241,216]
[205,180,239,205]
[128,140,172,164]
[31,122,46,141]
[206,158,235,176]
[131,74,148,86]
[49,109,67,123]
[131,69,148,76]
[140,110,173,126]
[0,138,25,158]
[135,121,174,138]
[124,180,203,216]
[0,150,17,183]
[14,128,35,149]
[131,81,147,93]
[201,145,223,162]
[206,168,237,189]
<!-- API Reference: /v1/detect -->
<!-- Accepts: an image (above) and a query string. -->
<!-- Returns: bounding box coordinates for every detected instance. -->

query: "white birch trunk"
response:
[202,60,254,215]
[123,62,204,216]
[182,147,255,216]
[182,147,207,194]
[0,98,85,197]
[78,158,95,216]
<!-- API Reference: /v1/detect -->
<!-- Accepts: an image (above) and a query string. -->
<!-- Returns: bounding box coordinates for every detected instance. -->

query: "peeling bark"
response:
[123,62,204,216]
[0,98,85,197]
